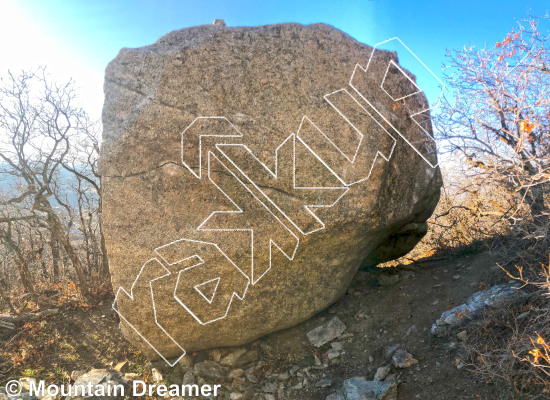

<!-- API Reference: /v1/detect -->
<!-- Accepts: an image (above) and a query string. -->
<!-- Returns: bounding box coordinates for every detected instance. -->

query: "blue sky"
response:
[1,0,548,120]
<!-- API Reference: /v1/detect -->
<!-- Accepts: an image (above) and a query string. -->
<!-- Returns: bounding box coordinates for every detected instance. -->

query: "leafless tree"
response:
[0,68,104,298]
[435,15,550,233]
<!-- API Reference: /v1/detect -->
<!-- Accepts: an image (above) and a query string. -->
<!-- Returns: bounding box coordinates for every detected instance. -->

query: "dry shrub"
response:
[397,14,550,396]
[384,164,526,266]
[463,285,550,398]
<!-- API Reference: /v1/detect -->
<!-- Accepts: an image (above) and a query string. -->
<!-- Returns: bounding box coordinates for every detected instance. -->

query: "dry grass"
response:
[381,163,550,397]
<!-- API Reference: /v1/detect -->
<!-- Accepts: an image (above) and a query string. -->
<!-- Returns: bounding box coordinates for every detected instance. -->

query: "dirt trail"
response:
[1,250,511,400]
[265,251,506,399]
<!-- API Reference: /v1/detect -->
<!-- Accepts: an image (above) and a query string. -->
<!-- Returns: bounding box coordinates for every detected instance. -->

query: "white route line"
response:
[199,151,300,285]
[168,238,250,325]
[181,116,243,179]
[112,258,187,367]
[380,60,423,102]
[194,277,221,304]
[216,133,349,236]
[113,37,441,365]
[319,88,397,185]
[349,37,445,168]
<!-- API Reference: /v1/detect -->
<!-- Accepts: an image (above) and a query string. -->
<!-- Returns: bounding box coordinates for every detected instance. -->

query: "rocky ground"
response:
[1,250,524,400]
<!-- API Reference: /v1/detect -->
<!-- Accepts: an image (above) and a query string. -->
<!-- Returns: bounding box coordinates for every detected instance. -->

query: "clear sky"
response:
[0,0,548,120]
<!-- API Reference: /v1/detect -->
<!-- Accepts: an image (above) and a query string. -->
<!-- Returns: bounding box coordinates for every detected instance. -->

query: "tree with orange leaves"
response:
[436,15,550,225]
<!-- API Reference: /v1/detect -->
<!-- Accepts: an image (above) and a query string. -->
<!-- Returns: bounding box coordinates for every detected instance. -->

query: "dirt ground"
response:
[277,251,507,400]
[1,249,516,399]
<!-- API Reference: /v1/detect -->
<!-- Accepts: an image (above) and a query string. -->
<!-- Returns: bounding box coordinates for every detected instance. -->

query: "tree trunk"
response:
[99,223,110,278]
[52,224,90,298]
[15,257,34,295]
[43,204,90,298]
[50,236,60,281]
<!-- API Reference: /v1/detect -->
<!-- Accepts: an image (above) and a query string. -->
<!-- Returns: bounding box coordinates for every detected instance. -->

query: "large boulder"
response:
[100,22,442,362]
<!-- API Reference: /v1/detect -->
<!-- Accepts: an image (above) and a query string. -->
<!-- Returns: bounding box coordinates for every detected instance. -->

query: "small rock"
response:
[68,369,129,399]
[123,373,140,381]
[392,350,418,369]
[354,311,368,320]
[264,395,276,400]
[327,349,341,360]
[113,361,129,373]
[182,370,195,385]
[331,342,344,352]
[516,311,530,320]
[210,349,222,362]
[194,360,228,380]
[151,368,163,383]
[385,344,400,357]
[315,379,333,388]
[326,394,345,400]
[368,355,375,363]
[340,377,397,400]
[262,381,278,393]
[19,378,35,392]
[338,333,354,340]
[221,349,259,368]
[243,387,255,400]
[237,350,259,367]
[259,342,272,354]
[307,317,347,347]
[231,376,246,392]
[221,349,247,367]
[70,370,86,381]
[229,369,245,378]
[456,330,468,341]
[245,369,258,383]
[378,273,400,287]
[276,372,290,381]
[178,354,194,368]
[230,393,243,400]
[405,325,417,336]
[374,365,390,381]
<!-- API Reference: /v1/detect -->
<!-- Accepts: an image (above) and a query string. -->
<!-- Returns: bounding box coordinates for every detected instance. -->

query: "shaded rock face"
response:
[100,22,442,362]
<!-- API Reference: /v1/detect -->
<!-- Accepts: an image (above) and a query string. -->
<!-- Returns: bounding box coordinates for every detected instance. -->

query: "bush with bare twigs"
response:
[425,14,550,397]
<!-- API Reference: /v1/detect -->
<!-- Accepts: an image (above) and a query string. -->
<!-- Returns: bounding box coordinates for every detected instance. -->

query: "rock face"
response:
[100,22,442,362]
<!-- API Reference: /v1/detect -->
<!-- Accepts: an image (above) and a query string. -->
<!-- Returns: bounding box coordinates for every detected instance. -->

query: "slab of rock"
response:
[307,317,347,347]
[0,388,36,400]
[316,379,334,388]
[67,369,128,400]
[220,349,258,367]
[374,365,390,381]
[392,349,418,369]
[337,377,397,400]
[194,360,228,380]
[100,22,442,361]
[431,283,523,337]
